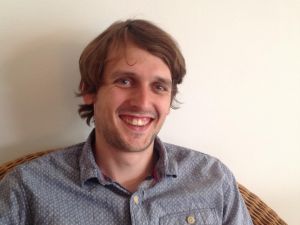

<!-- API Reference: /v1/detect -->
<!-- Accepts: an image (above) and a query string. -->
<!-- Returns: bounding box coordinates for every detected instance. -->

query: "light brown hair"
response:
[78,19,186,125]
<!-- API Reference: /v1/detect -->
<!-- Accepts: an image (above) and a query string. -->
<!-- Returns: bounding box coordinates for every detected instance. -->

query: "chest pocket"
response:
[159,208,216,225]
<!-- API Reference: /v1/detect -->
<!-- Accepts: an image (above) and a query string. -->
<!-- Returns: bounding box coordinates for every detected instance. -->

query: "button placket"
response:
[186,215,196,224]
[133,195,139,205]
[130,193,148,225]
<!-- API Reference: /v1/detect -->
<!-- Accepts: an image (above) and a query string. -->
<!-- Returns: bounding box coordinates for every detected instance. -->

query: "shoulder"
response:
[164,142,221,167]
[1,142,85,185]
[163,142,233,180]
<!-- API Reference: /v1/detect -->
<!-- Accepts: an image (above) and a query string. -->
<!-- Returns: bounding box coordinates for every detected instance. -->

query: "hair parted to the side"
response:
[78,19,186,125]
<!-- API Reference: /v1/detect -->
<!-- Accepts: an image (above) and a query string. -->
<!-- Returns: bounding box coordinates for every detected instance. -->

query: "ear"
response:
[82,94,96,105]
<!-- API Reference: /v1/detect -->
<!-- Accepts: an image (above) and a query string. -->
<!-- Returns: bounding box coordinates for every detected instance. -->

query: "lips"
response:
[119,115,153,127]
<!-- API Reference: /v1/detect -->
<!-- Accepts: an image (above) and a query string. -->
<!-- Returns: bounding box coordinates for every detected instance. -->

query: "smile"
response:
[119,115,153,127]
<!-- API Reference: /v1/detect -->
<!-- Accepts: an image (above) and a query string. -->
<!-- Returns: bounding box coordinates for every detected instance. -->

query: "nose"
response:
[129,85,152,109]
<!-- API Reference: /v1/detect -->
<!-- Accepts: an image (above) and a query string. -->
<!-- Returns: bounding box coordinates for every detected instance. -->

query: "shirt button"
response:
[133,195,139,204]
[186,215,196,224]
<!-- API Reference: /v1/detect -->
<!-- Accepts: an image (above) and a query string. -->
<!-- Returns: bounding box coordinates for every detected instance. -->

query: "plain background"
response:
[0,1,299,224]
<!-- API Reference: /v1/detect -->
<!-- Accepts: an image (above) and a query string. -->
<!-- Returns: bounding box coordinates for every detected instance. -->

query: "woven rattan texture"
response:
[238,184,287,225]
[0,150,287,225]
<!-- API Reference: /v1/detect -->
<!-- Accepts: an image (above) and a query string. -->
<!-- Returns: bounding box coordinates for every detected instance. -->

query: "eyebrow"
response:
[155,77,172,88]
[110,71,136,79]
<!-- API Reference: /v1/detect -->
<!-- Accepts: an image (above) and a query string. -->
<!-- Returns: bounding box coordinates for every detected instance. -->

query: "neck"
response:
[94,136,156,193]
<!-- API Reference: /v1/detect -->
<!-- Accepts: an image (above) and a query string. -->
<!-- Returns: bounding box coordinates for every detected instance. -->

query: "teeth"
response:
[123,117,150,126]
[132,118,142,126]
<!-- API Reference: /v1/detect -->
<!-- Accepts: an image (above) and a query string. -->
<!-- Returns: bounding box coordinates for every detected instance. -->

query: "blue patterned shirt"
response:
[0,131,253,224]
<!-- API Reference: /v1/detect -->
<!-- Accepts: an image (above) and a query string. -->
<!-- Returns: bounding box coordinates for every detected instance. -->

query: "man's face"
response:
[88,43,172,152]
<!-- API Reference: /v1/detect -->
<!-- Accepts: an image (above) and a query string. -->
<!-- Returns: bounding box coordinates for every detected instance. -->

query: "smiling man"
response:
[0,20,253,225]
[86,43,173,192]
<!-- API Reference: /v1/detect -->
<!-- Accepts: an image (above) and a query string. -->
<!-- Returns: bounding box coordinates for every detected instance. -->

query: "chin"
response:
[120,136,155,153]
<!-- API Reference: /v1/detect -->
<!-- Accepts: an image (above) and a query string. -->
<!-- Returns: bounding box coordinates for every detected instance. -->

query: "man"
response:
[0,19,253,224]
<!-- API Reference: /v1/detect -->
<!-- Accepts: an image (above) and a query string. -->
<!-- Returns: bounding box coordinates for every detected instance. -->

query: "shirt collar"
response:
[79,130,106,186]
[154,137,178,179]
[79,130,178,186]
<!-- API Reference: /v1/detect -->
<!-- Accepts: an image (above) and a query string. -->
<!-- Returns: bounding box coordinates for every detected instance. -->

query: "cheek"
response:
[163,107,171,117]
[97,89,127,112]
[158,98,171,116]
[110,90,128,109]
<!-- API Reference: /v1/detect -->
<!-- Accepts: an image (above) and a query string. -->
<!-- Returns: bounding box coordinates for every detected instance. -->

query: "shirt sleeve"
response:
[0,170,29,225]
[221,165,254,225]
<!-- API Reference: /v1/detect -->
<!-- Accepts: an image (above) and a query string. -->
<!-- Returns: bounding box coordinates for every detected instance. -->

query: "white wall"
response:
[0,1,299,224]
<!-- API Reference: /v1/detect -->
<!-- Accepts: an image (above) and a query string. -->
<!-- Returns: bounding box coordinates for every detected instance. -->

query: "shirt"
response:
[0,131,253,225]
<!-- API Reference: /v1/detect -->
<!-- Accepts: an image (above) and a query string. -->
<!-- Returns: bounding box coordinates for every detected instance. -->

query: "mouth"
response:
[119,115,154,128]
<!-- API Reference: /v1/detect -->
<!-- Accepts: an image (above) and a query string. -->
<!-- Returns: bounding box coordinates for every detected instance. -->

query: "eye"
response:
[153,82,169,93]
[115,78,132,87]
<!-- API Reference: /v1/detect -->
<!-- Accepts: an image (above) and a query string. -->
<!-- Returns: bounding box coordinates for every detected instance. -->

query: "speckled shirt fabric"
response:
[0,131,253,225]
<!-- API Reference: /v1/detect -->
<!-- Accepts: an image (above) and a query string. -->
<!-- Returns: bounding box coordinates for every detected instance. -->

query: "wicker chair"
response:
[0,150,287,225]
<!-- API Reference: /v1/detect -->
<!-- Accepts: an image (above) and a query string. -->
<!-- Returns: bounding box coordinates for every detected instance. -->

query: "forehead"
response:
[106,41,155,64]
[104,43,171,79]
